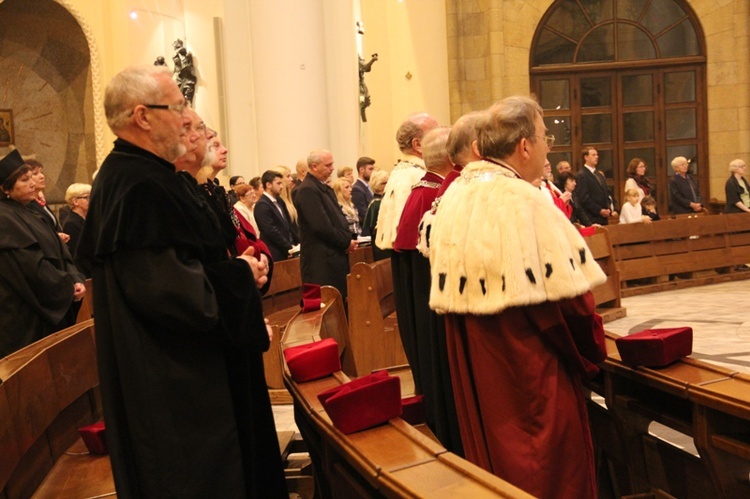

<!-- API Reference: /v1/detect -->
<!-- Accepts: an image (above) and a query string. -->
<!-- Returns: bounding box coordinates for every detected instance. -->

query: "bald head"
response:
[396,113,439,157]
[307,149,335,182]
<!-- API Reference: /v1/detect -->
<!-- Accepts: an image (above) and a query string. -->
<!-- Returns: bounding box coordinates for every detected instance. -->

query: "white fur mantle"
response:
[375,159,426,250]
[429,160,606,315]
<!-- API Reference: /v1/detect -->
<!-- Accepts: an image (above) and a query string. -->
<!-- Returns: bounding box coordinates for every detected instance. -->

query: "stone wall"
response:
[0,0,96,202]
[446,0,750,202]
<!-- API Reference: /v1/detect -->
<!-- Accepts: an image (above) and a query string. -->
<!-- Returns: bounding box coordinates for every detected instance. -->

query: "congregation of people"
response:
[4,62,750,499]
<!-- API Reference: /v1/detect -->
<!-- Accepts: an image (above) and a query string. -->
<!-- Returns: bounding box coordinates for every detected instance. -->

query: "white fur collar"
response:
[375,159,426,250]
[429,160,606,315]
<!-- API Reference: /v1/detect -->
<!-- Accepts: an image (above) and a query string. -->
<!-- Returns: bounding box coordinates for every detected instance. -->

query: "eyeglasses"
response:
[533,134,555,148]
[144,101,187,114]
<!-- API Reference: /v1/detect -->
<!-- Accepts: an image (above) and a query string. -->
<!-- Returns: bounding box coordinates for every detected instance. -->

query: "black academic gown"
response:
[77,139,286,498]
[0,198,84,357]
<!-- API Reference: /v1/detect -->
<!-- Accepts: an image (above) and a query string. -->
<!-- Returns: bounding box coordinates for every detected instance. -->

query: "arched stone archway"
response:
[0,0,102,201]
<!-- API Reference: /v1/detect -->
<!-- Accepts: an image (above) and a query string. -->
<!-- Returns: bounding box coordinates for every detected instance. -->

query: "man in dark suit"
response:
[254,170,298,261]
[575,146,617,225]
[293,149,357,302]
[352,156,375,235]
[669,155,703,214]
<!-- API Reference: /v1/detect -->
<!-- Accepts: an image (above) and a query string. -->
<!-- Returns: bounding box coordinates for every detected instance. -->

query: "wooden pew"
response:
[607,214,750,297]
[0,320,114,499]
[346,259,409,376]
[588,331,750,498]
[280,289,534,499]
[582,227,627,323]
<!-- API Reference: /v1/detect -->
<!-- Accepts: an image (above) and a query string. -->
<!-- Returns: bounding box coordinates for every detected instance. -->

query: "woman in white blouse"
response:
[233,183,260,236]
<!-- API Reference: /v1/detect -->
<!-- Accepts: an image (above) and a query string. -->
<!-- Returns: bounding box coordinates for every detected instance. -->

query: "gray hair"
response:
[671,156,688,170]
[422,126,451,171]
[447,111,484,166]
[307,149,325,167]
[477,96,543,160]
[104,66,173,132]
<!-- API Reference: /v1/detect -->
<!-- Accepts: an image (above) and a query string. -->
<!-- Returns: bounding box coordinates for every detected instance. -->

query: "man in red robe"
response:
[429,96,607,499]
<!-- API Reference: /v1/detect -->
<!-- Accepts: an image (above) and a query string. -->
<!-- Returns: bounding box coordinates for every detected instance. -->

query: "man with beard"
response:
[77,66,286,498]
[351,156,375,234]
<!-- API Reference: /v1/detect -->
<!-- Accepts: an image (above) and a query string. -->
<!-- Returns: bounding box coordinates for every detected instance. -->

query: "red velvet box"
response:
[300,283,322,312]
[78,421,107,455]
[318,370,402,434]
[284,338,341,382]
[400,395,425,425]
[615,327,693,367]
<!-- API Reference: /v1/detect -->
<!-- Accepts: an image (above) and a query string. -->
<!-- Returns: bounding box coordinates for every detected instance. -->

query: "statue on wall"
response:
[172,39,197,106]
[357,20,378,123]
[359,53,378,123]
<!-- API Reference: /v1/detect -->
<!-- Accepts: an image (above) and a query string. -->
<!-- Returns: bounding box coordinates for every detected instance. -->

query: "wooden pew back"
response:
[590,332,750,498]
[583,227,626,322]
[346,260,408,376]
[279,291,534,499]
[607,214,750,296]
[0,320,110,498]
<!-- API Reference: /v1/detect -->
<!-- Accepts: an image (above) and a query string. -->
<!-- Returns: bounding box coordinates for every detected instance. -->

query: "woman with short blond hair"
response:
[62,183,92,265]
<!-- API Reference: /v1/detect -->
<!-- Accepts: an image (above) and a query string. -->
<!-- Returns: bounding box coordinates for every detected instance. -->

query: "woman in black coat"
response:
[0,150,85,357]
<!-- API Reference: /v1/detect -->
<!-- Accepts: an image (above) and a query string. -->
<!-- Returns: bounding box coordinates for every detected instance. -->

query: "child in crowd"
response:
[641,195,660,221]
[620,188,652,224]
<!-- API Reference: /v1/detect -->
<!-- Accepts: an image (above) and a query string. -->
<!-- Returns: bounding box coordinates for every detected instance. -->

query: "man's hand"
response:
[237,246,268,288]
[346,240,358,254]
[690,202,703,212]
[599,208,611,217]
[73,282,86,301]
[58,232,70,244]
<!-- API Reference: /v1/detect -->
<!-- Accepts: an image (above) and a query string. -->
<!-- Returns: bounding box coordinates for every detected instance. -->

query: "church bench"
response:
[606,214,750,296]
[0,319,114,499]
[263,247,375,392]
[582,227,627,323]
[589,330,750,498]
[346,260,409,376]
[279,291,533,499]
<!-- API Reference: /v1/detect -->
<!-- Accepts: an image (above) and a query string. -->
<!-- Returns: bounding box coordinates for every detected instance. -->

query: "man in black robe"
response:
[78,66,286,498]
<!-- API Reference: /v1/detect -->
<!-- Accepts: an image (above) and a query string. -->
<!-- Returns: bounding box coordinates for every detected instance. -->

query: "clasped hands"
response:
[237,246,270,288]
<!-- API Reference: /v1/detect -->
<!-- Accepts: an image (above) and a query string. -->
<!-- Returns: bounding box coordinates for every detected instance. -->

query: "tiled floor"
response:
[605,280,750,374]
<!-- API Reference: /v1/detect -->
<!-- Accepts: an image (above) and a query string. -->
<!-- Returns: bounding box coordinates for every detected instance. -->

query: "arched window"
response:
[531,0,706,215]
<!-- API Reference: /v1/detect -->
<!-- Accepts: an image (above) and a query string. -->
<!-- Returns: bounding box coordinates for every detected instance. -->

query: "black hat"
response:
[0,149,25,185]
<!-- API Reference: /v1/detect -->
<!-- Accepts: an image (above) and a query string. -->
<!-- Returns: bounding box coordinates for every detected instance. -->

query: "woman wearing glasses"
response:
[62,183,92,275]
[0,150,86,357]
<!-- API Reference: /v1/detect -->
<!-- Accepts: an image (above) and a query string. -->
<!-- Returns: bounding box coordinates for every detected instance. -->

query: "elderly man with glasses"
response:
[77,66,287,498]
[428,96,606,499]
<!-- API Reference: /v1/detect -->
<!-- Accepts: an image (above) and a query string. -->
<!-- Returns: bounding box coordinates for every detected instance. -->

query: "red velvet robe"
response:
[444,291,605,499]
